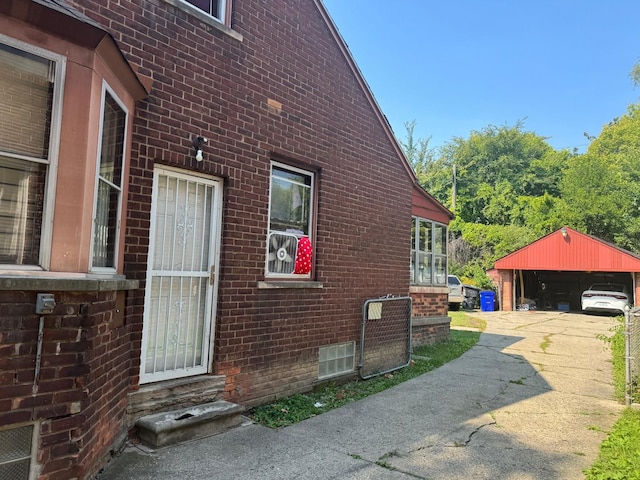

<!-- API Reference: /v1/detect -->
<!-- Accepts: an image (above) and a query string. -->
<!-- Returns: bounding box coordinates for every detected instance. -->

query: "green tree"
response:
[515,193,568,235]
[399,121,572,288]
[631,61,640,87]
[562,102,640,251]
[437,122,567,224]
[401,120,434,179]
[400,121,454,206]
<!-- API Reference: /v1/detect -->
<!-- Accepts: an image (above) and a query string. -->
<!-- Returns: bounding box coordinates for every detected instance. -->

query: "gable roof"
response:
[412,184,454,224]
[494,226,640,272]
[313,1,452,220]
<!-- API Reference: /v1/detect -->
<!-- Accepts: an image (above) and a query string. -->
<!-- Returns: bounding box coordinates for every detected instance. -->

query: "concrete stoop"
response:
[135,400,245,448]
[126,375,227,426]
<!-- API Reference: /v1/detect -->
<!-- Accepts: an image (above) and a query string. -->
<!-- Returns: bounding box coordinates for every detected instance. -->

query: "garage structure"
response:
[493,226,640,311]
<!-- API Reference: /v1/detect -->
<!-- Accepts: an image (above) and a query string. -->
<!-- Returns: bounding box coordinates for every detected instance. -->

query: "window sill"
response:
[164,0,243,42]
[409,285,449,294]
[258,281,324,290]
[412,315,451,327]
[0,271,138,292]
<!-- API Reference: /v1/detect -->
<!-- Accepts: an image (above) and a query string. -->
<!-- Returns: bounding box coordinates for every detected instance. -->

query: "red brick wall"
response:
[409,288,450,348]
[0,289,132,480]
[412,321,450,348]
[66,0,413,405]
[410,291,449,317]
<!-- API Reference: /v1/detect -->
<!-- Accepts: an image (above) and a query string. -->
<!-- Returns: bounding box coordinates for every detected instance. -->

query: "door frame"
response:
[139,165,223,384]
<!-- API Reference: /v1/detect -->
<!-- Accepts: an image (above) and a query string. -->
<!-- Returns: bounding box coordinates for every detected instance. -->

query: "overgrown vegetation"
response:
[248,327,481,428]
[584,317,640,479]
[584,409,640,479]
[596,318,627,402]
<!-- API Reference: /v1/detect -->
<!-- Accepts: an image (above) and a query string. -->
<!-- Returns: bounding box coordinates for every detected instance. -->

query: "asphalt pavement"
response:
[97,311,624,480]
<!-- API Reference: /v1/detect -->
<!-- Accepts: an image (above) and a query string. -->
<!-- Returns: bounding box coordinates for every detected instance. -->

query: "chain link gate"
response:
[625,307,640,405]
[359,296,412,379]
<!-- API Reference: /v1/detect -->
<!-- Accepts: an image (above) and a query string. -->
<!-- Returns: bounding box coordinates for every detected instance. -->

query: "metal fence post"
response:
[625,305,631,406]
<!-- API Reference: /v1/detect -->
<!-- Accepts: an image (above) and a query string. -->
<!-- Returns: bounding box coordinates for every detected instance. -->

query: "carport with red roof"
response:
[492,226,640,311]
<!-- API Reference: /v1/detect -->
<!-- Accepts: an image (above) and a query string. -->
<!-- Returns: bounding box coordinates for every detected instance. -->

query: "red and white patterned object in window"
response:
[294,236,312,274]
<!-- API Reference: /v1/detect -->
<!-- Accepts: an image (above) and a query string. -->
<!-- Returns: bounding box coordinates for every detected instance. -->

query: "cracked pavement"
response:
[98,312,623,480]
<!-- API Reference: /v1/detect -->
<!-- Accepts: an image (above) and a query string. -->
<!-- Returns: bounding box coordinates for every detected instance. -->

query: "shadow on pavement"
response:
[98,329,612,480]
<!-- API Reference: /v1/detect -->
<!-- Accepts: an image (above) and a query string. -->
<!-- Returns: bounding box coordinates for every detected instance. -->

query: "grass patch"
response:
[449,311,487,331]
[584,408,640,480]
[597,318,626,402]
[584,316,640,479]
[248,329,481,428]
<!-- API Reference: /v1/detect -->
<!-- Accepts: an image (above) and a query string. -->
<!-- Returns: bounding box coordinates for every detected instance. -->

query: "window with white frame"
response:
[91,86,127,271]
[266,163,314,277]
[0,38,63,268]
[181,0,229,23]
[410,217,447,286]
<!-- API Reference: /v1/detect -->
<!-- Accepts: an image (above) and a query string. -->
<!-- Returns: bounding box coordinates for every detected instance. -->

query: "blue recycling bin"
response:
[480,291,495,312]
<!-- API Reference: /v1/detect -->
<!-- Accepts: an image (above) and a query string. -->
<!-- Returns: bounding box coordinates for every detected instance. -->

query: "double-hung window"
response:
[0,37,63,269]
[181,0,230,24]
[91,85,128,272]
[410,217,447,286]
[266,163,314,278]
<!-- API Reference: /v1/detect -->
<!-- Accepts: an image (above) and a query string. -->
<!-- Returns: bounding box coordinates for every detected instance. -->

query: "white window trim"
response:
[163,0,243,42]
[266,162,315,279]
[89,81,129,273]
[0,33,66,271]
[411,216,448,287]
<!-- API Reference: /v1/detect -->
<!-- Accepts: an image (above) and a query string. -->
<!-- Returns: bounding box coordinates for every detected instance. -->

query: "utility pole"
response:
[452,164,456,211]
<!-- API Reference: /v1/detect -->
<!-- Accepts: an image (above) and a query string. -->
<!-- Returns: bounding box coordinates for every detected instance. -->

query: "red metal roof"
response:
[494,226,640,272]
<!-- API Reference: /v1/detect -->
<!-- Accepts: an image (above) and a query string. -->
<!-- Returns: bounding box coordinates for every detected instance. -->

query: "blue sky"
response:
[322,0,640,153]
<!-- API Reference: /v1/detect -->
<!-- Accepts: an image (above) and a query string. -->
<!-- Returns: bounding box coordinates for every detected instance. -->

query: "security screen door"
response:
[140,167,222,383]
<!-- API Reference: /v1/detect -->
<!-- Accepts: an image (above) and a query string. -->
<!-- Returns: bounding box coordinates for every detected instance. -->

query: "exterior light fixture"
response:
[561,226,568,239]
[192,135,208,161]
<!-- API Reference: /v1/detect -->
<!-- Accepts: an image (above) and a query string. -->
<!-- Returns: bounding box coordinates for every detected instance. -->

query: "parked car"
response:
[448,275,465,311]
[581,283,630,315]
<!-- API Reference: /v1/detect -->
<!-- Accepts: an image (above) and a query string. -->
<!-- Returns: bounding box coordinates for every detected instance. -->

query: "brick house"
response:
[0,0,451,478]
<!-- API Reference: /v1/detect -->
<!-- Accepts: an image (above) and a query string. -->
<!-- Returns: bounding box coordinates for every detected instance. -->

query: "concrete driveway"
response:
[97,311,624,480]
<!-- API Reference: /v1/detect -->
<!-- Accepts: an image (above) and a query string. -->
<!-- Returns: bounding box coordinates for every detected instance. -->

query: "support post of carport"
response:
[497,269,513,311]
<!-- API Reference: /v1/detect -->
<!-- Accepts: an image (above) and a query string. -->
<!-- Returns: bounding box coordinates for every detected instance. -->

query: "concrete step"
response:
[135,400,245,448]
[127,375,226,426]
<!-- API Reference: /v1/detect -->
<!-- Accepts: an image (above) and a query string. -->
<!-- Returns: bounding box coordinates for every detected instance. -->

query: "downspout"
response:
[33,293,56,394]
[33,316,45,395]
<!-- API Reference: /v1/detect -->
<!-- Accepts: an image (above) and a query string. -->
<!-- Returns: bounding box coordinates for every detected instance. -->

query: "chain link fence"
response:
[626,307,640,405]
[359,296,412,379]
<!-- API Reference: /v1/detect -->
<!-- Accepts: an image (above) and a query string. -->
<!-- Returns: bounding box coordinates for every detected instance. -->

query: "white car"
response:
[581,283,630,315]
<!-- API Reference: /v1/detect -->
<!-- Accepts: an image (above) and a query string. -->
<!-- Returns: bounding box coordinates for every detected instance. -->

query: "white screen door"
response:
[140,167,222,383]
